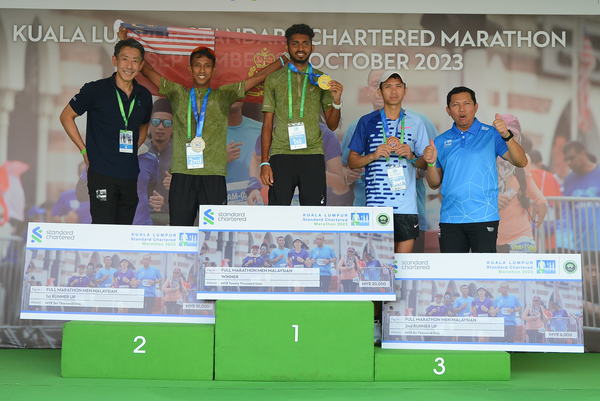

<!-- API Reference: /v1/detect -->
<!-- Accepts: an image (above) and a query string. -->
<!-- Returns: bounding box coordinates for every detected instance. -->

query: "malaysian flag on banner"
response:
[121,22,286,103]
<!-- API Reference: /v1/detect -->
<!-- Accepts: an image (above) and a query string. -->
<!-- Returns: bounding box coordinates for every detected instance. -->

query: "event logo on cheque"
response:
[536,260,556,274]
[350,212,369,226]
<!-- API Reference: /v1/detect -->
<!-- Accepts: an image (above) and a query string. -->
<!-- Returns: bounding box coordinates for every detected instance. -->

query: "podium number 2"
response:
[133,336,147,354]
[291,324,299,343]
[433,357,445,375]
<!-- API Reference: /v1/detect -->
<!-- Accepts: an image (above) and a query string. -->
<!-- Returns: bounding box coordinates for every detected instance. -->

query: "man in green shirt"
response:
[260,24,344,205]
[120,28,286,225]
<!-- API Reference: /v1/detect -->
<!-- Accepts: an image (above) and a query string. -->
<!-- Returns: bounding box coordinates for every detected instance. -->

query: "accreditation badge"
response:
[186,143,204,169]
[317,74,331,90]
[387,163,407,191]
[190,137,205,153]
[119,130,133,153]
[288,122,308,150]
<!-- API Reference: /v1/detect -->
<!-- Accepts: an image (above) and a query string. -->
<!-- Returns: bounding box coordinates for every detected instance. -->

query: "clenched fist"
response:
[493,113,510,138]
[423,139,437,165]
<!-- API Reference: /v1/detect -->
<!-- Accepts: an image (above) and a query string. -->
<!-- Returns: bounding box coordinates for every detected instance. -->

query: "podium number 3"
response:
[433,357,445,375]
[291,324,299,343]
[133,336,147,354]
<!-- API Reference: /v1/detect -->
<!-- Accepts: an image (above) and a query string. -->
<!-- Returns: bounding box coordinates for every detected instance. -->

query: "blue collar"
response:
[451,118,481,136]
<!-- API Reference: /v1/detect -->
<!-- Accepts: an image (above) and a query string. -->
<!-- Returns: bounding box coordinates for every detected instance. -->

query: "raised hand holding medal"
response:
[386,136,401,151]
[318,74,331,90]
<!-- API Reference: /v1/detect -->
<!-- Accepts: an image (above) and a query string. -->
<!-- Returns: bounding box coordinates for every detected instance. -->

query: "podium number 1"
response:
[133,336,147,354]
[433,357,445,375]
[291,324,299,343]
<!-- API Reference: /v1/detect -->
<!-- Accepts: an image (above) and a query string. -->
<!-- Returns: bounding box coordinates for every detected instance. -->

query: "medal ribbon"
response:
[287,62,322,86]
[287,65,310,121]
[380,108,405,163]
[187,88,212,140]
[115,89,136,129]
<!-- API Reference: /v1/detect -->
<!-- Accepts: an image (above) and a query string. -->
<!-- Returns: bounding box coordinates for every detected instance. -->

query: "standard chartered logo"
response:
[203,209,215,225]
[31,226,43,243]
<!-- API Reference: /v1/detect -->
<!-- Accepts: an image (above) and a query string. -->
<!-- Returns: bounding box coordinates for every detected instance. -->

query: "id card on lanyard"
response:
[287,65,310,150]
[187,87,211,169]
[115,89,136,153]
[380,108,407,191]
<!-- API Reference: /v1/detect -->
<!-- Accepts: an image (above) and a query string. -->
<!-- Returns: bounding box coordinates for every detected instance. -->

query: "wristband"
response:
[427,162,436,167]
[279,56,286,67]
[502,129,514,142]
[331,102,342,110]
[80,148,87,155]
[259,162,271,167]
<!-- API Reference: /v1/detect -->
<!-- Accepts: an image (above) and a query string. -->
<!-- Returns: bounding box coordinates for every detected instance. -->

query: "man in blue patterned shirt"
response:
[348,71,428,253]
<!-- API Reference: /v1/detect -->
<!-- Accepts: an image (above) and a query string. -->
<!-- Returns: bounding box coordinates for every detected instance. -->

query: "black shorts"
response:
[268,154,326,206]
[439,221,499,253]
[393,214,419,242]
[169,173,227,226]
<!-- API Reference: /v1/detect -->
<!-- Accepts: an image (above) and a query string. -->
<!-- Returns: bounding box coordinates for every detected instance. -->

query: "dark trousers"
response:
[169,173,227,226]
[87,169,138,224]
[439,221,499,253]
[268,154,326,206]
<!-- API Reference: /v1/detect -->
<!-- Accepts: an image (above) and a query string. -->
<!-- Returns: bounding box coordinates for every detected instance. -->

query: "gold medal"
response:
[190,137,205,153]
[318,74,332,90]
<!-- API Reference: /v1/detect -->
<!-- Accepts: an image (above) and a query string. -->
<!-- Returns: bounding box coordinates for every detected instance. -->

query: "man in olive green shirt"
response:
[120,28,286,225]
[260,24,344,205]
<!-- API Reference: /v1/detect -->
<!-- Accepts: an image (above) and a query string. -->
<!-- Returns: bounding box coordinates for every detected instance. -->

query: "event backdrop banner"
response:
[20,223,214,323]
[0,8,599,348]
[196,205,396,300]
[383,253,584,352]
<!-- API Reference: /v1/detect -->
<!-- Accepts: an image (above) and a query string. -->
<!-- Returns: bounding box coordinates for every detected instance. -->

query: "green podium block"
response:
[375,348,510,381]
[61,321,214,380]
[215,301,374,381]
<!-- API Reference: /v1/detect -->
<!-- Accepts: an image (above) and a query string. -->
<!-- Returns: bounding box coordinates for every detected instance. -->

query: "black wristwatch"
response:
[502,130,514,142]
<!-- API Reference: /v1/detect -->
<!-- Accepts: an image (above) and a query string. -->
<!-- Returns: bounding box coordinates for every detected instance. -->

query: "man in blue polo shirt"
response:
[136,254,161,314]
[310,235,336,292]
[348,71,429,253]
[95,255,117,288]
[494,283,521,342]
[423,86,528,252]
[453,284,474,317]
[269,236,290,267]
[60,38,152,224]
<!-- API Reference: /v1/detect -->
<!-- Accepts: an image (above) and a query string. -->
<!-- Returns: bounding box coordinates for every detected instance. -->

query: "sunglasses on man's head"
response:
[150,118,173,128]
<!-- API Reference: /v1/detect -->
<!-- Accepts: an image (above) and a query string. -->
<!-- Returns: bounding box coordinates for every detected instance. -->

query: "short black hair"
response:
[446,86,477,106]
[152,97,172,115]
[285,24,315,42]
[114,38,145,60]
[563,141,590,160]
[563,140,584,153]
[190,46,216,66]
